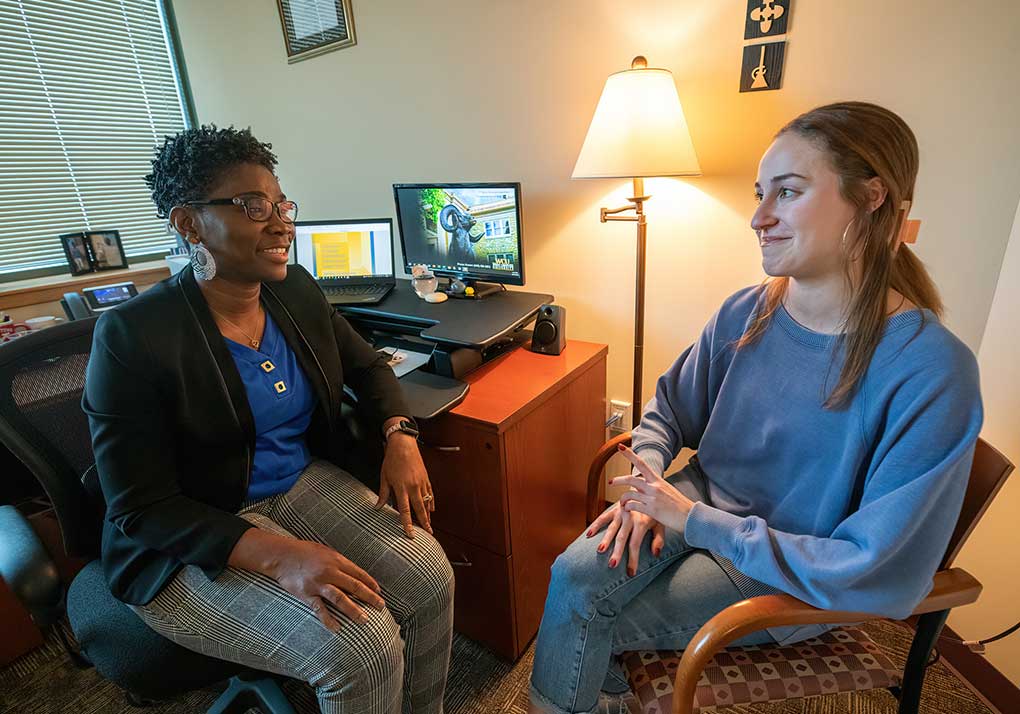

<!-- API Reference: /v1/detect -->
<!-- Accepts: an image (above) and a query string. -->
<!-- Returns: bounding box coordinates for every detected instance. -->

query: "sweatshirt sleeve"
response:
[682,356,983,618]
[631,302,733,477]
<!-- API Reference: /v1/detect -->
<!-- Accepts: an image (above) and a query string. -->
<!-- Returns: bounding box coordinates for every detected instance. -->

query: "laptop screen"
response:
[294,219,394,281]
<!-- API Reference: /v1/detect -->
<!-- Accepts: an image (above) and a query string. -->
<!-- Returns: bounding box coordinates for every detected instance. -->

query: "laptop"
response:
[294,218,396,305]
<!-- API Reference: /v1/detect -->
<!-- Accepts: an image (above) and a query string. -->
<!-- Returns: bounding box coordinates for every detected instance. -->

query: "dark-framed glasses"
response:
[187,196,299,224]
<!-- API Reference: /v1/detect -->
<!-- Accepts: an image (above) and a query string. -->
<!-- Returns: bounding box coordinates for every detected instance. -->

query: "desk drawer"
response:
[433,527,518,660]
[419,417,509,555]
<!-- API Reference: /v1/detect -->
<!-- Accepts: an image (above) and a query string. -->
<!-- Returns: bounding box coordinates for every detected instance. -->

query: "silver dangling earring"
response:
[190,241,217,281]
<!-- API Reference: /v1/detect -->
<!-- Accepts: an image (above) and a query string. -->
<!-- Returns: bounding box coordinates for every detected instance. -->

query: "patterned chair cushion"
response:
[622,626,902,713]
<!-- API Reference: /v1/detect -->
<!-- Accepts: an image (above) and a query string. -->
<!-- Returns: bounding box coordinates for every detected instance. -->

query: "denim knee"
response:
[548,536,617,620]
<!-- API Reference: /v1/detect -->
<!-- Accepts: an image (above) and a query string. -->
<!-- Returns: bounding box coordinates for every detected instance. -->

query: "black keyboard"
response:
[320,282,393,304]
[322,284,390,296]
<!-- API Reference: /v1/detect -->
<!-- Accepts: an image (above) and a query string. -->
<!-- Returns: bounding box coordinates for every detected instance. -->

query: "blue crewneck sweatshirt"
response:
[633,286,983,623]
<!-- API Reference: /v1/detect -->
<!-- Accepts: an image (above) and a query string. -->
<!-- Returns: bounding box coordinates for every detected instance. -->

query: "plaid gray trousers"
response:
[131,460,455,714]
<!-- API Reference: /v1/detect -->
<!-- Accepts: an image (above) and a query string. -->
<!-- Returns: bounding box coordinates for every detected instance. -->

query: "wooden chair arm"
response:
[670,567,982,714]
[586,432,631,525]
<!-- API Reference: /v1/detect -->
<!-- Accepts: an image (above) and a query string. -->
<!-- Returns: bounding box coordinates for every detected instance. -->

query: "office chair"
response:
[0,318,296,713]
[585,432,1013,714]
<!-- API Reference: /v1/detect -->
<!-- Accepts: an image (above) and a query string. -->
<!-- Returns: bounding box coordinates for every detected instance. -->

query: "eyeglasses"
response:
[187,196,299,224]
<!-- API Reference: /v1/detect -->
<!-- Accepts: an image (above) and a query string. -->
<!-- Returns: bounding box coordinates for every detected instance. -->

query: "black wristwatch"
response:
[383,418,420,442]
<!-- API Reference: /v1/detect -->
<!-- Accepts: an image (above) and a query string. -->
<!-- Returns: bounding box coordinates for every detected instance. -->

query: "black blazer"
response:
[83,265,409,605]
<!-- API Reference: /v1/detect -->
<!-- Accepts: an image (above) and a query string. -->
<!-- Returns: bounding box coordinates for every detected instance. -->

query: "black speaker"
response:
[530,304,566,355]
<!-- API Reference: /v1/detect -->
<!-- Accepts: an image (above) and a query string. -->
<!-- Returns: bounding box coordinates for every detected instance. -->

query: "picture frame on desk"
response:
[276,0,356,64]
[59,231,93,276]
[87,230,128,271]
[59,229,127,275]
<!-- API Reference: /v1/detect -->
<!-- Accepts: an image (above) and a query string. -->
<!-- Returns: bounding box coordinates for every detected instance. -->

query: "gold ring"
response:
[422,493,434,502]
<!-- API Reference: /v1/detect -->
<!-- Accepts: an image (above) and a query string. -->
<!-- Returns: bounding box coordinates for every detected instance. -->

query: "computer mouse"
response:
[424,292,448,303]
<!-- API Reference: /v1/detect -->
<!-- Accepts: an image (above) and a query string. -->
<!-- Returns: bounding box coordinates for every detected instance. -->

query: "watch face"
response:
[400,419,420,436]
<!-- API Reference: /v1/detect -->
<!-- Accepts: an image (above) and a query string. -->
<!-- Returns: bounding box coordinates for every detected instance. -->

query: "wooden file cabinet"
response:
[419,340,607,660]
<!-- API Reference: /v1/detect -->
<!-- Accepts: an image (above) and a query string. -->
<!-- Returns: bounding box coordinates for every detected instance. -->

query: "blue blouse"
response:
[225,311,315,501]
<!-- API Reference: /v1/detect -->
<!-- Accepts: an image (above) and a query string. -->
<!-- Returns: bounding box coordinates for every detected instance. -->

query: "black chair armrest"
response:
[0,504,63,626]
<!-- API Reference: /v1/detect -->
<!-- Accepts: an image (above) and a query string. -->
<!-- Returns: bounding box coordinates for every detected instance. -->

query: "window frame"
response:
[0,0,198,284]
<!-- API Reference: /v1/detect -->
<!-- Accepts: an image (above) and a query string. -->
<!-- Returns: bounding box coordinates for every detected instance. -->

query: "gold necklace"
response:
[210,305,263,349]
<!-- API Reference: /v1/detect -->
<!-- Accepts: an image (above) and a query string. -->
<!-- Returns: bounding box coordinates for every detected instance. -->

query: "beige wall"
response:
[950,193,1020,683]
[171,0,1020,679]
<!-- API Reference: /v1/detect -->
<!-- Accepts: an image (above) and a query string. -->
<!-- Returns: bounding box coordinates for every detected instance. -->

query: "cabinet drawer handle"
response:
[450,556,473,567]
[433,446,461,452]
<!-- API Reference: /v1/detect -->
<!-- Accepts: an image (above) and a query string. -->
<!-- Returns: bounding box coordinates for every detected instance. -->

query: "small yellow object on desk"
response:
[464,287,475,297]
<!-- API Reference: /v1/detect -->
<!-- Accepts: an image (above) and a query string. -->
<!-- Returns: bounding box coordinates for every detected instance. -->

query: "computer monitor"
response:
[393,183,525,290]
[293,218,394,283]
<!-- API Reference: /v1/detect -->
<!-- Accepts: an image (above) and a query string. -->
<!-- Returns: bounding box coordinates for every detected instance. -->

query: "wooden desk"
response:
[0,260,170,322]
[419,340,607,660]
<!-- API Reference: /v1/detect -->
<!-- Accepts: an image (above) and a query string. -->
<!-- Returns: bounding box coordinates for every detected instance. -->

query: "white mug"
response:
[25,316,59,330]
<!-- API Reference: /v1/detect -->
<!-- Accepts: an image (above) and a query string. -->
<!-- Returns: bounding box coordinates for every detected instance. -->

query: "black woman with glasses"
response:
[82,126,453,714]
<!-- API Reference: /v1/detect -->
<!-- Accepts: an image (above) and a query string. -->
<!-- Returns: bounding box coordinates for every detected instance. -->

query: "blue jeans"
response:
[529,471,775,714]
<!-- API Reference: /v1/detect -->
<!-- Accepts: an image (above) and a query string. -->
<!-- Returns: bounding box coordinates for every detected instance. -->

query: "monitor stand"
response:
[444,277,503,300]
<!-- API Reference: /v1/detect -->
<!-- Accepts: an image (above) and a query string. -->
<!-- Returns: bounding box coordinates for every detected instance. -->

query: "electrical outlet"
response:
[608,399,632,433]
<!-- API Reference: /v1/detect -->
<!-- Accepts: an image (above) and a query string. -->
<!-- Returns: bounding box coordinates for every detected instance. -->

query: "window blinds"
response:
[0,0,188,278]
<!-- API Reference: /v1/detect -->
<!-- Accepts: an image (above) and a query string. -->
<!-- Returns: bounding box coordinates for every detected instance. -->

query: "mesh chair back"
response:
[0,318,102,558]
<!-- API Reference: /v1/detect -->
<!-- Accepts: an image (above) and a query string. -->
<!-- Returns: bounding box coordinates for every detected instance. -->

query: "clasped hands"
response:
[585,444,695,576]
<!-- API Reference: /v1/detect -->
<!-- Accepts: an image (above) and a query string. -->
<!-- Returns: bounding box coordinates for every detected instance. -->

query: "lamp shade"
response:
[572,62,701,179]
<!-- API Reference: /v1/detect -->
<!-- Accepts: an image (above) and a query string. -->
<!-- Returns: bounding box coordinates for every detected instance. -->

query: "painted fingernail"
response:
[609,558,617,568]
[597,544,606,553]
[627,568,635,577]
[618,444,626,451]
[653,547,661,557]
[608,478,614,485]
[586,530,593,538]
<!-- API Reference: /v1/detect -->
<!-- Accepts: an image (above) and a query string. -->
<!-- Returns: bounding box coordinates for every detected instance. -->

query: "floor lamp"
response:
[572,56,701,426]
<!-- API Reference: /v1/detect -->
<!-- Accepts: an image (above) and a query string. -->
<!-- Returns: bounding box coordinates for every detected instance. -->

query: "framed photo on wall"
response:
[276,0,357,64]
[87,230,128,271]
[59,232,93,275]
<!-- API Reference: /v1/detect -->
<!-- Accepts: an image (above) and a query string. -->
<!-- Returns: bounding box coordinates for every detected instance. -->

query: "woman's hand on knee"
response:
[377,432,434,539]
[266,538,387,632]
[625,514,665,577]
[586,505,664,576]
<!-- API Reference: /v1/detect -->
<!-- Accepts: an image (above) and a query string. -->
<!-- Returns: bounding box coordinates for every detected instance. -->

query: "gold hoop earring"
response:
[841,219,856,252]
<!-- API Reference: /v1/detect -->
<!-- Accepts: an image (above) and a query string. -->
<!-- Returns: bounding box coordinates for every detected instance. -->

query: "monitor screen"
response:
[293,219,394,281]
[393,183,524,286]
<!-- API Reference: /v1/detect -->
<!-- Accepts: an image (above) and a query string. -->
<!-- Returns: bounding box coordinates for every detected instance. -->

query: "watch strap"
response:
[384,418,418,441]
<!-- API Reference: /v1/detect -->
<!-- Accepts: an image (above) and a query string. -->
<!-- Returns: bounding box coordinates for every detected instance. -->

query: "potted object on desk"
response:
[411,264,447,303]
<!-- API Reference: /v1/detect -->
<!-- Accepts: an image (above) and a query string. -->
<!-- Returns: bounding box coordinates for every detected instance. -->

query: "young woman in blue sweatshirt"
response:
[529,102,983,714]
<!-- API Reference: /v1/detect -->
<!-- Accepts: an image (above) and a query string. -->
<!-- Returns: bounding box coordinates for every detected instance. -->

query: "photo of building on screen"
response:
[408,187,520,276]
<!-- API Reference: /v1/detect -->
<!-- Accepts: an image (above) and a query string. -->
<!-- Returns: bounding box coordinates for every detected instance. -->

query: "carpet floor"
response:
[0,619,991,714]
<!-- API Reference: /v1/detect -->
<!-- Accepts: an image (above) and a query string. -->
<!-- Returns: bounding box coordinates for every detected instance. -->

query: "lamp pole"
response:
[573,53,701,428]
[601,176,649,426]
